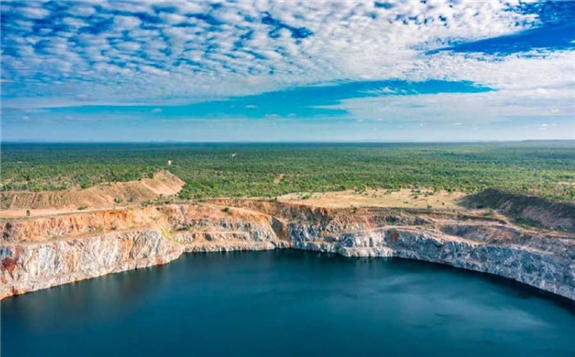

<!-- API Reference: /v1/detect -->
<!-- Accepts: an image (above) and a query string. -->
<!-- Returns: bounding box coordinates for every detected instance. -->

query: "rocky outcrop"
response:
[1,229,183,299]
[295,226,575,300]
[1,201,574,301]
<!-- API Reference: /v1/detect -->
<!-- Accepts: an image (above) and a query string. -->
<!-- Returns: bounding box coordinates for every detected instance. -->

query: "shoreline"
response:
[2,202,574,301]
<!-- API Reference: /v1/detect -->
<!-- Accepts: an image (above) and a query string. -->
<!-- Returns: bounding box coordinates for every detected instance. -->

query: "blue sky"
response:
[1,0,574,142]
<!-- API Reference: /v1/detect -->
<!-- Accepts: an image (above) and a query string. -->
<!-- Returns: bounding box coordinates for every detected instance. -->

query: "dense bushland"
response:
[1,142,574,202]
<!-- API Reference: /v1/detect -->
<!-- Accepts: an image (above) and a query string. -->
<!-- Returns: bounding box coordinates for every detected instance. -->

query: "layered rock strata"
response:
[2,202,574,301]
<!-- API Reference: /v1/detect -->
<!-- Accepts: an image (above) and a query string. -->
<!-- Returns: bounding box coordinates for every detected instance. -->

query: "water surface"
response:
[3,250,575,357]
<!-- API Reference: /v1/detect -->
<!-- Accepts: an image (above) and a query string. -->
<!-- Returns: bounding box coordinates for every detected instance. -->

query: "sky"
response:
[1,0,574,142]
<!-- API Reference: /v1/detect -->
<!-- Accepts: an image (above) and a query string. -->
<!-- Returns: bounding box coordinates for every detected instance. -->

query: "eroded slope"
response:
[2,200,574,301]
[0,171,184,214]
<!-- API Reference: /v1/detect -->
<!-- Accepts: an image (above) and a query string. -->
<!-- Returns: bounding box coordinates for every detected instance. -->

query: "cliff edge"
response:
[2,200,574,301]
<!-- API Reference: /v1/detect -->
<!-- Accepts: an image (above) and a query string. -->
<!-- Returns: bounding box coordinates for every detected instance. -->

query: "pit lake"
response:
[3,250,575,357]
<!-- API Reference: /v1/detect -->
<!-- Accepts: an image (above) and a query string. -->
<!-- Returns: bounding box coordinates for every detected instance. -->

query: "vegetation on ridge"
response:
[1,142,574,203]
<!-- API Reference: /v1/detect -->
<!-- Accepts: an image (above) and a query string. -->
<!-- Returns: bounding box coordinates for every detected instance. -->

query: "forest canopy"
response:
[1,142,574,203]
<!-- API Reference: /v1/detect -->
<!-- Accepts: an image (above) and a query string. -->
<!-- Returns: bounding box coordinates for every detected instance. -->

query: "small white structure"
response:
[167,160,172,166]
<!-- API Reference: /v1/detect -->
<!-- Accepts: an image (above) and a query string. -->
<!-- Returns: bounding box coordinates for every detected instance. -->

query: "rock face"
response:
[1,230,183,299]
[1,202,574,301]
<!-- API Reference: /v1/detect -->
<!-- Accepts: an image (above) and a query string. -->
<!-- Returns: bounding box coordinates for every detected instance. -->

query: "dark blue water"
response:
[2,250,575,357]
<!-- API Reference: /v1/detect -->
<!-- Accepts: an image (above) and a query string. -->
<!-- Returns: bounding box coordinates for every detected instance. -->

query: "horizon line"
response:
[2,139,573,145]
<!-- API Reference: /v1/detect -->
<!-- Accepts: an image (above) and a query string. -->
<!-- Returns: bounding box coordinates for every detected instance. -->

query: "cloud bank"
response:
[1,0,574,141]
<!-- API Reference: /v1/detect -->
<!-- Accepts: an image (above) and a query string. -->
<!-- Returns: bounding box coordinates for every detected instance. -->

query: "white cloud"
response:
[66,5,97,18]
[19,5,49,20]
[1,0,573,133]
[320,49,575,125]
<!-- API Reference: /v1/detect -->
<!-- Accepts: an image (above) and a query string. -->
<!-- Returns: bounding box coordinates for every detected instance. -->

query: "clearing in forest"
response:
[278,189,468,210]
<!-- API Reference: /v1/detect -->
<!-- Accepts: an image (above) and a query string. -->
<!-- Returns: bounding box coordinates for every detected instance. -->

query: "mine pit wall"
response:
[1,230,183,299]
[287,223,575,301]
[2,204,574,302]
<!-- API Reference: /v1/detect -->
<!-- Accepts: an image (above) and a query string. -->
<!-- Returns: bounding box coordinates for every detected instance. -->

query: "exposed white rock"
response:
[1,203,574,302]
[1,230,183,298]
